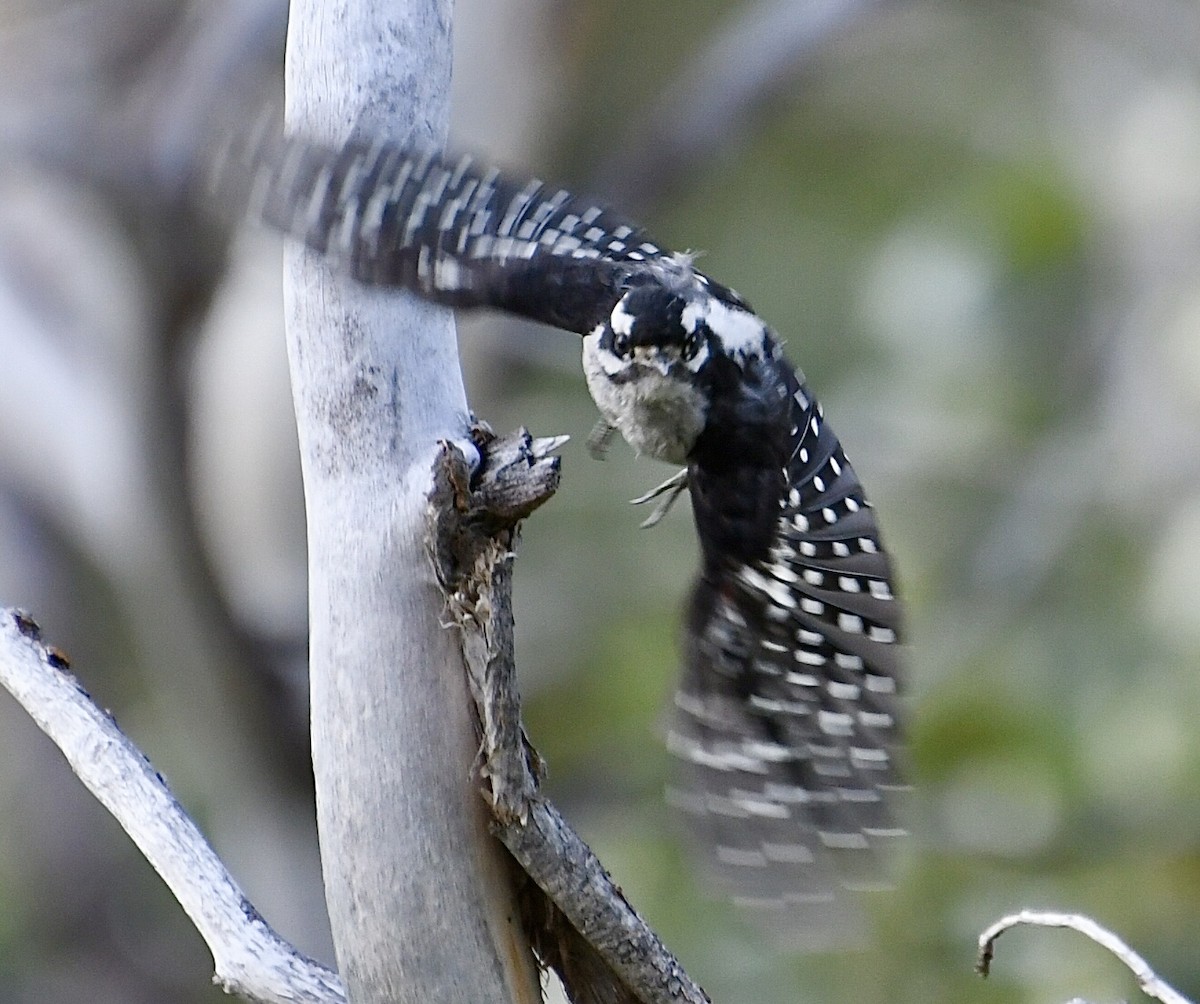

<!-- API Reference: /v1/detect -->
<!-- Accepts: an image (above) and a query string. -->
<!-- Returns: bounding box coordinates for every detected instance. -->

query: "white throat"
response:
[582,331,708,465]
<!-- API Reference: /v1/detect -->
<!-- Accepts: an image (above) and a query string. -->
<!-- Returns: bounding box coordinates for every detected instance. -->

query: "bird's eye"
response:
[684,331,702,358]
[613,332,631,355]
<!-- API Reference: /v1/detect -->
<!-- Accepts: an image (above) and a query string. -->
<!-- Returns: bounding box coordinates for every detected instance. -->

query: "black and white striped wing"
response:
[668,371,904,947]
[211,125,673,335]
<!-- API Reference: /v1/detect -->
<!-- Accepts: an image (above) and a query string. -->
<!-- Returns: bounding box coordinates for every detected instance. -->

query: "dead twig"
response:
[977,909,1193,1004]
[428,428,713,1004]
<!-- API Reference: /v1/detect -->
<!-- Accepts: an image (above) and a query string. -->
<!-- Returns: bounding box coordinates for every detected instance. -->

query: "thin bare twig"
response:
[0,608,345,1004]
[977,909,1193,1004]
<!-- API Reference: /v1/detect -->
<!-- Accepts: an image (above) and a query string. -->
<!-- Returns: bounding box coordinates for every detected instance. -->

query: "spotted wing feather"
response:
[209,124,671,334]
[669,363,904,947]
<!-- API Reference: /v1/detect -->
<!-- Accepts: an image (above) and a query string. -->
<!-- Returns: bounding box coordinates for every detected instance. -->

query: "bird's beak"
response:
[633,346,678,377]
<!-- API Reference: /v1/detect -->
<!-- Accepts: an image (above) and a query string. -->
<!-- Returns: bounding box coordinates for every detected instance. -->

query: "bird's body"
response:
[580,258,904,943]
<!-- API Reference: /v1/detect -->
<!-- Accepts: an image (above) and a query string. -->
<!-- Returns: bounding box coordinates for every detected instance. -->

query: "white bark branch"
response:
[977,909,1193,1004]
[284,2,540,1001]
[0,608,345,1004]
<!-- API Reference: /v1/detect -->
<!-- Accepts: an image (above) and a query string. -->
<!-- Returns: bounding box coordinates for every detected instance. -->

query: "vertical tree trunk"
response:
[283,2,540,1000]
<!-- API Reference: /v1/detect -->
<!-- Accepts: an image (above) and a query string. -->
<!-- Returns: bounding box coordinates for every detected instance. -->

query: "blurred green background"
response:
[2,1,1200,1002]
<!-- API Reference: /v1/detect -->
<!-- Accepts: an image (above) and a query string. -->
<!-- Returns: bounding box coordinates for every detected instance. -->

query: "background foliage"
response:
[1,2,1199,1002]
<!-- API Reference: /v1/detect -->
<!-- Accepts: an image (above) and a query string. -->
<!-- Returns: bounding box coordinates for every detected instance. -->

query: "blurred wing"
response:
[668,369,904,949]
[208,122,672,334]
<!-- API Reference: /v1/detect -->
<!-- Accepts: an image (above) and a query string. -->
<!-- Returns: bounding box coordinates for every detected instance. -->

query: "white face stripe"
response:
[686,295,765,371]
[703,296,769,358]
[610,297,636,336]
[681,300,704,334]
[678,292,771,362]
[684,338,710,372]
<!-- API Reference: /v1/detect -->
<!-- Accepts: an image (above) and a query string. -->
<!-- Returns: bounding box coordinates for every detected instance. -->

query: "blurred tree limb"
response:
[591,0,887,209]
[0,0,313,788]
